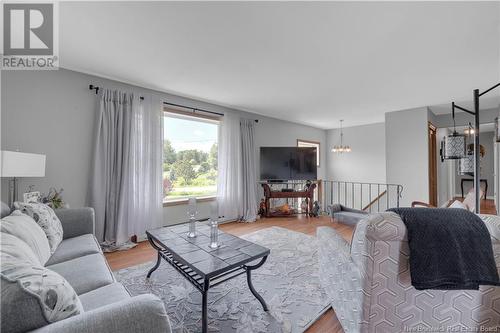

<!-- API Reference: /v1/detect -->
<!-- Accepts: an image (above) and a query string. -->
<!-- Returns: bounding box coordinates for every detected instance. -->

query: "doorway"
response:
[428,122,438,206]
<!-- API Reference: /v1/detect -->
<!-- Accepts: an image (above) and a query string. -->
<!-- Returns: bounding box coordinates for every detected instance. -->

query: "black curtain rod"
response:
[89,85,144,100]
[163,101,259,123]
[90,85,258,122]
[163,101,224,117]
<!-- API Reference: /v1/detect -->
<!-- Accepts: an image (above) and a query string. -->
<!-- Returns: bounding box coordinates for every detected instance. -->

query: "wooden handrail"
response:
[363,190,387,211]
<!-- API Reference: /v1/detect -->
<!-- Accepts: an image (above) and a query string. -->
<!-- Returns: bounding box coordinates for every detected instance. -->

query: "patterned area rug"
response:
[115,226,329,333]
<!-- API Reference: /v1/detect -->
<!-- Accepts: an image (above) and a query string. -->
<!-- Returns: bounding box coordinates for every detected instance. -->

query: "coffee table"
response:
[146,222,270,333]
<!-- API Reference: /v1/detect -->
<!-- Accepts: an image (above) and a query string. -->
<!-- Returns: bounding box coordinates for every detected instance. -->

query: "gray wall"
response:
[385,107,430,206]
[1,69,326,225]
[453,131,495,199]
[326,122,386,183]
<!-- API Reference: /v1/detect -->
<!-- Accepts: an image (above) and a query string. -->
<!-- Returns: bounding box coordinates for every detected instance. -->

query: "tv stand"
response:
[261,181,317,217]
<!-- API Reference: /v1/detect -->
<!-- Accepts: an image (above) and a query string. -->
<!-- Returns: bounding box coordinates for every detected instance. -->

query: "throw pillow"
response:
[1,232,41,267]
[1,253,83,333]
[329,203,342,213]
[0,201,11,218]
[1,211,52,265]
[449,200,467,209]
[13,202,63,253]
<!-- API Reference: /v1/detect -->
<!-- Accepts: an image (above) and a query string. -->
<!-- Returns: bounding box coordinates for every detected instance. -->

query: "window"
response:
[163,110,219,202]
[297,139,320,167]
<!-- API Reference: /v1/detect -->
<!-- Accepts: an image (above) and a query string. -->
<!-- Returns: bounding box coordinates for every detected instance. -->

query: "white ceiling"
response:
[60,1,500,129]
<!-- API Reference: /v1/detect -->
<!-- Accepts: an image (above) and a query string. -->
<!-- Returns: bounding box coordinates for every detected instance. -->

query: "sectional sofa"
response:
[1,205,171,333]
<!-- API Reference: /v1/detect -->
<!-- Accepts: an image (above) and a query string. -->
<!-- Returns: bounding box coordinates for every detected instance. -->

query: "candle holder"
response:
[209,218,219,249]
[209,201,219,248]
[187,197,197,238]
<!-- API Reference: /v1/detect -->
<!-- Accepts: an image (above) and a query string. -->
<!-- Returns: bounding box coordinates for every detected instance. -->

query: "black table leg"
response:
[147,251,161,278]
[146,235,163,278]
[244,256,269,311]
[202,278,209,333]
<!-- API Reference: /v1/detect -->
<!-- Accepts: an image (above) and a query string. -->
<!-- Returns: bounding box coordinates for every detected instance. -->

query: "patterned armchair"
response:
[317,212,500,333]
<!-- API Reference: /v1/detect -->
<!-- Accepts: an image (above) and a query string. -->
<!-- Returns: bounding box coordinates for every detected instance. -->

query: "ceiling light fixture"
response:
[332,120,351,153]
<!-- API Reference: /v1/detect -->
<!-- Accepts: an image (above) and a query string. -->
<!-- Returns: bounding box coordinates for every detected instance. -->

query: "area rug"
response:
[115,226,330,333]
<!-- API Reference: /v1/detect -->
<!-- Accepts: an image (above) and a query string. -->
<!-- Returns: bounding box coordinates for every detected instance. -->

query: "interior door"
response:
[428,122,438,206]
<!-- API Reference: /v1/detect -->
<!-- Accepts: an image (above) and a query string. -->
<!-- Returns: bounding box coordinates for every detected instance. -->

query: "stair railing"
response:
[320,180,403,213]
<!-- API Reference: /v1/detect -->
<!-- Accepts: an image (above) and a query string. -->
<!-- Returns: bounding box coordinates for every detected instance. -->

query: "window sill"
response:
[163,196,216,207]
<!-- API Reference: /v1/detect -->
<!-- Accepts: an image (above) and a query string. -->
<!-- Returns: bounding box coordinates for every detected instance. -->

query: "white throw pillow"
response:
[13,202,63,253]
[1,232,41,266]
[1,253,83,332]
[449,200,467,209]
[1,211,52,265]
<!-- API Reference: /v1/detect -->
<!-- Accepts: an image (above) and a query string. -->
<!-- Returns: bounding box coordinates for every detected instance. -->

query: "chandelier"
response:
[332,120,351,153]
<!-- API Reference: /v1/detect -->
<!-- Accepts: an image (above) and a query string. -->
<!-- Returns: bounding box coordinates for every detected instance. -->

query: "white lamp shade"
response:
[1,151,46,177]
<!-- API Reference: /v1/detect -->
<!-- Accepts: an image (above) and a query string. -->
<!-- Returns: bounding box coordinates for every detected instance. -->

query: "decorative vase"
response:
[187,197,197,238]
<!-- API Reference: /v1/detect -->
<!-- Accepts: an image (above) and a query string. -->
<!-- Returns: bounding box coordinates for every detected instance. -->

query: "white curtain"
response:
[240,119,258,221]
[217,114,258,222]
[217,113,243,220]
[88,89,163,251]
[123,94,163,242]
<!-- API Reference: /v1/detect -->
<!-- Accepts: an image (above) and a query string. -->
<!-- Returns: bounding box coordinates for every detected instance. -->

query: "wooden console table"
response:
[261,182,316,217]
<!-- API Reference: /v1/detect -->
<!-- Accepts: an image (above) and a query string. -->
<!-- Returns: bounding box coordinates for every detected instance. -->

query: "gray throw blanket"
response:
[388,208,500,290]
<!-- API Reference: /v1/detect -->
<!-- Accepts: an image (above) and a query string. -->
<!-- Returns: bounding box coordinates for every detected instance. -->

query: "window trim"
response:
[163,110,219,204]
[297,139,320,167]
[163,195,216,207]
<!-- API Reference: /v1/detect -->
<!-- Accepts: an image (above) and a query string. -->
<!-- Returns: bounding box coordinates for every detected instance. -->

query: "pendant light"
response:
[459,123,475,175]
[332,120,351,153]
[443,103,466,160]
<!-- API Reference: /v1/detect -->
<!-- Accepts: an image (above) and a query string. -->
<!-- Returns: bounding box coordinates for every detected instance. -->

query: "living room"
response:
[1,2,499,333]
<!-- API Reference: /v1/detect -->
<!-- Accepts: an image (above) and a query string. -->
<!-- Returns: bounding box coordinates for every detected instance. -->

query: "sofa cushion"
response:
[13,202,63,253]
[1,254,83,333]
[79,283,130,311]
[46,234,102,266]
[1,232,41,266]
[1,211,51,265]
[46,253,115,295]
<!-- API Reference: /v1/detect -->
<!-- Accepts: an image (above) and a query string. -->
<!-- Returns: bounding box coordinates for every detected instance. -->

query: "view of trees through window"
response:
[163,112,218,201]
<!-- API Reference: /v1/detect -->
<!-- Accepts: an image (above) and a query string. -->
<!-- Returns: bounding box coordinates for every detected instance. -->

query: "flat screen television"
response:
[260,147,317,181]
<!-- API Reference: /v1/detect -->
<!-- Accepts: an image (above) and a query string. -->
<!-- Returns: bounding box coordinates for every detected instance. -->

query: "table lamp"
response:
[1,150,46,207]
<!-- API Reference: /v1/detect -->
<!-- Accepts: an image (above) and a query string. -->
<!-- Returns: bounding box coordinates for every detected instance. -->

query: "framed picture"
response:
[23,191,41,203]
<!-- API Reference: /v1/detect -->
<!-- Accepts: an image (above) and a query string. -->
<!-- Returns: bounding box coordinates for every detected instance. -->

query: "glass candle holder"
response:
[209,218,219,249]
[187,197,197,238]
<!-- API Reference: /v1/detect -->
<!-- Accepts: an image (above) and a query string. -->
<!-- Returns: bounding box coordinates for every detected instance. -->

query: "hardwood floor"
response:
[453,197,497,215]
[105,215,351,333]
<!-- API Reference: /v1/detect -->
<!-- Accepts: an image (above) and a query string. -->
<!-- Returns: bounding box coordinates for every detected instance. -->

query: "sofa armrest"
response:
[30,294,171,333]
[55,208,95,239]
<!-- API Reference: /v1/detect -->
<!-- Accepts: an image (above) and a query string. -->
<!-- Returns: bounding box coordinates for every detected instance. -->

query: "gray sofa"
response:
[1,207,171,333]
[327,203,369,226]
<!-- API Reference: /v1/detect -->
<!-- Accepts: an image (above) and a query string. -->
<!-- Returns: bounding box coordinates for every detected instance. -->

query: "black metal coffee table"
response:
[146,223,270,333]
